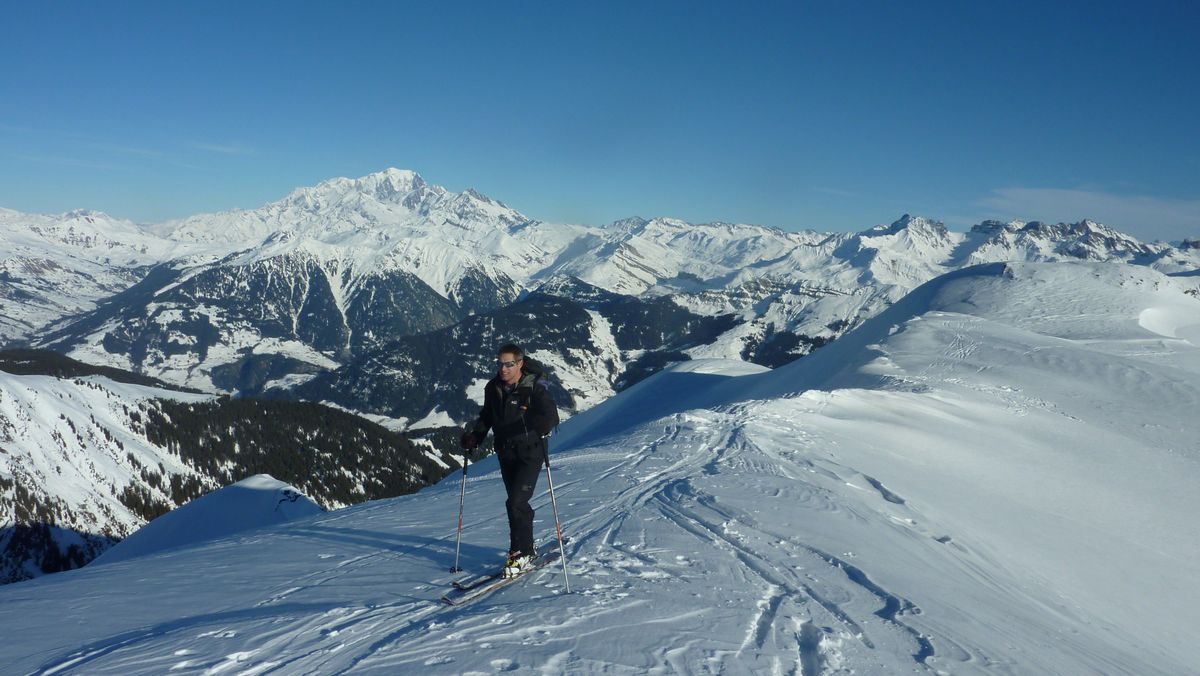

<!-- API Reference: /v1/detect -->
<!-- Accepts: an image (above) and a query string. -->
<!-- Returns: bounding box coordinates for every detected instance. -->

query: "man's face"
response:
[498,352,523,386]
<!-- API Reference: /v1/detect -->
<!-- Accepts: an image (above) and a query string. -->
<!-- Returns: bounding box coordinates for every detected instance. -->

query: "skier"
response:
[461,343,559,578]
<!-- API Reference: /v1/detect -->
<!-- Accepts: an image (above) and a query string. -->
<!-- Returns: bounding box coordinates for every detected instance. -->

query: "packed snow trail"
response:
[9,399,1192,674]
[2,262,1199,674]
[12,413,929,674]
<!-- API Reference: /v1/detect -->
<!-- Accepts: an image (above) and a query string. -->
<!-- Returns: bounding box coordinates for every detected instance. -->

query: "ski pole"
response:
[451,454,469,573]
[542,438,571,593]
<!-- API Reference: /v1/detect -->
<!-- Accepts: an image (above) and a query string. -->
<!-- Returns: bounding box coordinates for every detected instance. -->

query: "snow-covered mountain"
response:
[9,169,1198,430]
[146,168,590,304]
[0,207,190,346]
[0,349,475,584]
[2,261,1197,674]
[0,356,210,583]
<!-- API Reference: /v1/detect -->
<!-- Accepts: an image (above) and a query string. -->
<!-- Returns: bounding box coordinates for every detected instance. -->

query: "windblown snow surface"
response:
[90,475,323,568]
[2,262,1199,675]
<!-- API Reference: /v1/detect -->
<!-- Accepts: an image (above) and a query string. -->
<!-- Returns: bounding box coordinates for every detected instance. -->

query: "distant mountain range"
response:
[2,169,1197,582]
[5,169,1198,423]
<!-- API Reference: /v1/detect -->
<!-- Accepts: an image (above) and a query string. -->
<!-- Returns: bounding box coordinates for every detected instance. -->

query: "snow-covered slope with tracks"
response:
[2,261,1197,674]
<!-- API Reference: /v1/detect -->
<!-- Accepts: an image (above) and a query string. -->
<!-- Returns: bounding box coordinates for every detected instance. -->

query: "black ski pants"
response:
[497,442,543,556]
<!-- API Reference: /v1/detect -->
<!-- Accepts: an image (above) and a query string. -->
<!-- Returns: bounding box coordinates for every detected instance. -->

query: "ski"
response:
[448,537,570,592]
[452,571,501,592]
[441,550,562,606]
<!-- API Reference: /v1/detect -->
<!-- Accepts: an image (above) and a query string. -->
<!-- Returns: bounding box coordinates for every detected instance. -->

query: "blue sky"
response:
[2,1,1197,240]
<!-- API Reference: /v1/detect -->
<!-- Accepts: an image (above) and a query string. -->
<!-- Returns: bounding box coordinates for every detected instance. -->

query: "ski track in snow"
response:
[24,407,944,675]
[18,394,1194,674]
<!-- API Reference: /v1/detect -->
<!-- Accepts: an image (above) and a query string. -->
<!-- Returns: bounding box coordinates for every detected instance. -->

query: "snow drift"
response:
[0,261,1198,674]
[91,475,322,566]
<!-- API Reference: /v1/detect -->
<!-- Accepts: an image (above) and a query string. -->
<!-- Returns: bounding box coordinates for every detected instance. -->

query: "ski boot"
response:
[503,550,535,579]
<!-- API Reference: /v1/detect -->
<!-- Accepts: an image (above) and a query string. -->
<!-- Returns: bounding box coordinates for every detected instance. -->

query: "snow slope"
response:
[0,370,213,540]
[91,474,322,567]
[1,264,1199,673]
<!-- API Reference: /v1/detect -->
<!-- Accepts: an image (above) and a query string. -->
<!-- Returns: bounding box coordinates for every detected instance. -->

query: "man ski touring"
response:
[461,343,559,578]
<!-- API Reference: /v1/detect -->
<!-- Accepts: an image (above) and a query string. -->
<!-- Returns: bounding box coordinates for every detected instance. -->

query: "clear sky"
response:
[2,1,1198,241]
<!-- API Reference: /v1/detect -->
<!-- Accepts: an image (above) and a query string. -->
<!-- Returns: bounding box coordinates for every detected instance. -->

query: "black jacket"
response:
[471,359,559,455]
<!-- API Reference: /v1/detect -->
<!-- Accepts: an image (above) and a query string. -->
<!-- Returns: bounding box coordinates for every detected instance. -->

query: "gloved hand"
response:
[460,431,479,449]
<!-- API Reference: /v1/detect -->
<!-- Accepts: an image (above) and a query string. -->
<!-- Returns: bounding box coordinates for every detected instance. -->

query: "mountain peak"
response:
[1015,219,1140,244]
[864,214,949,238]
[284,168,429,207]
[361,167,426,197]
[970,219,1026,235]
[62,208,116,221]
[607,217,650,230]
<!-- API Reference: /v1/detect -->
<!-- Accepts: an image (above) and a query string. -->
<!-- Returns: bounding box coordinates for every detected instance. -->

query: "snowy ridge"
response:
[92,474,321,566]
[0,208,179,264]
[1,261,1197,673]
[545,217,825,296]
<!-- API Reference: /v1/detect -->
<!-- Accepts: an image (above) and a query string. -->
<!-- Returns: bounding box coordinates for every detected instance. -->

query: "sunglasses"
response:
[498,358,523,368]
